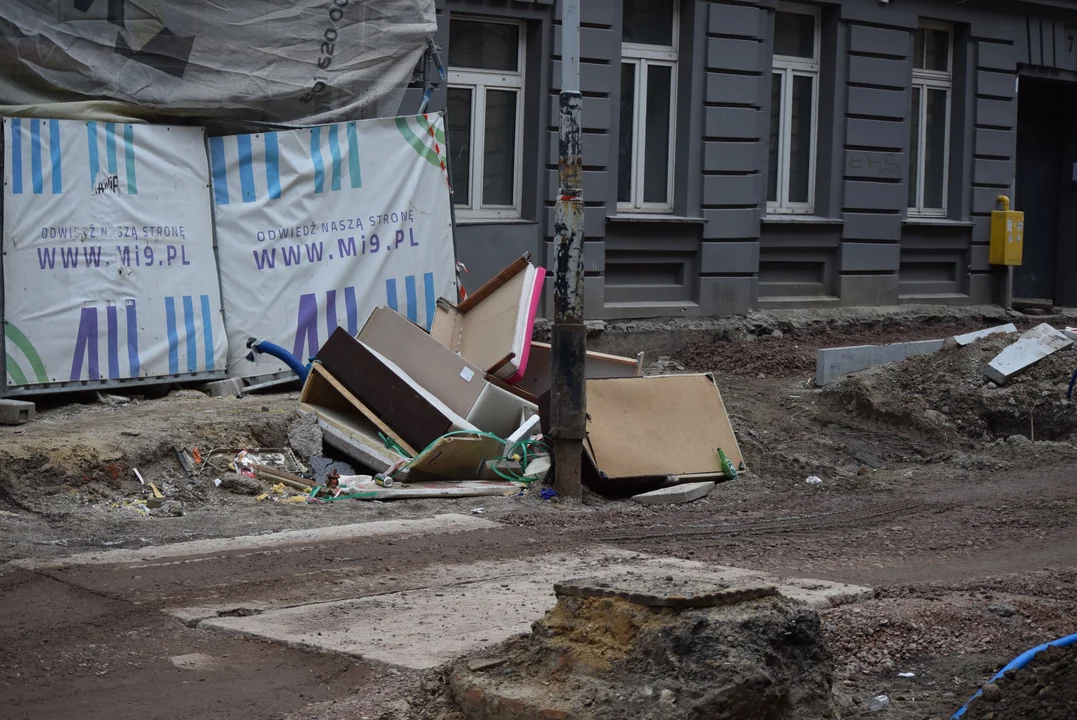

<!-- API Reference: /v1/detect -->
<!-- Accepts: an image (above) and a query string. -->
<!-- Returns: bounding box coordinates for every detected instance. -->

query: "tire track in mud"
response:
[593,500,952,543]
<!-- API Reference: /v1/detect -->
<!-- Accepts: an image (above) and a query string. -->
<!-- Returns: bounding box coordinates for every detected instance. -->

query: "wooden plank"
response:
[456,253,531,313]
[302,363,417,456]
[486,352,516,375]
[328,480,522,501]
[252,464,312,490]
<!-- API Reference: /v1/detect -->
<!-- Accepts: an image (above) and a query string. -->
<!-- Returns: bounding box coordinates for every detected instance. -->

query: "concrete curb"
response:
[815,339,944,386]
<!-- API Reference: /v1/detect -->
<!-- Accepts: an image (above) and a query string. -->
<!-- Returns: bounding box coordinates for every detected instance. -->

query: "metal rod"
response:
[550,0,586,501]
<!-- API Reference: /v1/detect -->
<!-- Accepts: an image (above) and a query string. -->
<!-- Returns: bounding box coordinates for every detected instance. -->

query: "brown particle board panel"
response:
[316,327,458,450]
[584,374,744,482]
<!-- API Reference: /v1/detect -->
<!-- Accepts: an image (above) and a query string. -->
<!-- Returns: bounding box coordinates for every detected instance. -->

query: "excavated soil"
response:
[450,594,836,720]
[825,334,1077,441]
[963,643,1077,720]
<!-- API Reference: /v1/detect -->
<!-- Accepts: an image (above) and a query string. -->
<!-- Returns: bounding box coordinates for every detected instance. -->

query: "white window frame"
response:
[447,16,525,221]
[908,21,953,218]
[618,5,679,213]
[768,2,821,215]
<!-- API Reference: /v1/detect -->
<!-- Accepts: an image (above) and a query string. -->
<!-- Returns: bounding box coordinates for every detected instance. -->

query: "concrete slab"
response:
[815,339,944,386]
[984,323,1073,385]
[194,549,869,670]
[10,514,498,570]
[632,481,715,505]
[953,323,1017,346]
[0,398,35,425]
[201,378,245,397]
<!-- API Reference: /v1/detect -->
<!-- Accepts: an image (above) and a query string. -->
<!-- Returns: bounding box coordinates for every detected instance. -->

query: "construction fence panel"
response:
[1,118,228,391]
[210,113,457,378]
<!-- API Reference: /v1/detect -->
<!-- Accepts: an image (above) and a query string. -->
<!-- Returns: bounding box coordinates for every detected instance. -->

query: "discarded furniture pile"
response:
[292,255,746,503]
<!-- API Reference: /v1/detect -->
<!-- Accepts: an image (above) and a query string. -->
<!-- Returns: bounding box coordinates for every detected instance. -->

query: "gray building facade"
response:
[411,0,1077,318]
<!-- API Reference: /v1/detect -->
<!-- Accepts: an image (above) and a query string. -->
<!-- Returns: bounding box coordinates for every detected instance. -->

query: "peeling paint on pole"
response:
[550,0,585,500]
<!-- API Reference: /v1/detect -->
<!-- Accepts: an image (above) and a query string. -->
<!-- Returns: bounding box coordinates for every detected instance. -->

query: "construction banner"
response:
[2,118,228,388]
[211,113,456,378]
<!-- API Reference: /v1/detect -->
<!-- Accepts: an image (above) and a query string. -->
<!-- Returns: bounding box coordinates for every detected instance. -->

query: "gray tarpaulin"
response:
[0,0,435,124]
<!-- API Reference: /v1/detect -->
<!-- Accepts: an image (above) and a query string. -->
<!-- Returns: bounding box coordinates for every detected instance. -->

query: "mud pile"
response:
[963,643,1077,720]
[825,334,1077,441]
[451,591,835,720]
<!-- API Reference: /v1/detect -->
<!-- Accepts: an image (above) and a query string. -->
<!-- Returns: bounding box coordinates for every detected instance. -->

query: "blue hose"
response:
[952,631,1077,718]
[248,338,309,382]
[1067,368,1077,400]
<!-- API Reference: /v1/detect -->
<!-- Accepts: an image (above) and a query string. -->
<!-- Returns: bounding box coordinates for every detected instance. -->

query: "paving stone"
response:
[631,481,715,505]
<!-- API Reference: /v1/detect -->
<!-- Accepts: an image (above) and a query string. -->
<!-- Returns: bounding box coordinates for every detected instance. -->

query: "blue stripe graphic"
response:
[424,273,436,331]
[237,134,256,203]
[328,124,342,192]
[165,297,179,374]
[200,295,214,371]
[405,275,418,323]
[183,296,197,374]
[344,287,358,335]
[11,119,22,194]
[126,301,141,378]
[123,124,136,195]
[209,136,229,205]
[265,133,281,200]
[106,305,120,380]
[326,289,338,334]
[385,279,398,312]
[30,119,43,194]
[105,122,117,174]
[347,121,361,189]
[311,127,325,194]
[49,119,62,194]
[87,121,99,189]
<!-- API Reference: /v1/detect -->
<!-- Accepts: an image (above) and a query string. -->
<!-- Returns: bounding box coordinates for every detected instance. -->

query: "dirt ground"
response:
[3,308,1077,719]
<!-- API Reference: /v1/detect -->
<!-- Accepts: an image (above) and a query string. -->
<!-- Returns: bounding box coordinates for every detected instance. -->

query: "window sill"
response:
[455,218,537,226]
[762,215,844,225]
[903,217,975,228]
[606,214,705,224]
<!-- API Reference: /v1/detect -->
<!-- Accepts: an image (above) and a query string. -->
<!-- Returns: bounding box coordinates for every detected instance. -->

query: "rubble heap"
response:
[450,581,835,720]
[825,334,1077,441]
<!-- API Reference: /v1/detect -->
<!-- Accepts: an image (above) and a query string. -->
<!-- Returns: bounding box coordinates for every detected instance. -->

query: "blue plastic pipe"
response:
[250,339,309,382]
[952,631,1077,718]
[1067,368,1077,400]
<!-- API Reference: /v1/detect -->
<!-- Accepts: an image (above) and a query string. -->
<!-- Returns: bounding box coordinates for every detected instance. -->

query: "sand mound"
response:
[451,592,835,720]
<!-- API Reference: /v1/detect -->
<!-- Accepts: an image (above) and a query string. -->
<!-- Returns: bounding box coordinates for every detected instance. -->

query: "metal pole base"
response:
[552,438,583,501]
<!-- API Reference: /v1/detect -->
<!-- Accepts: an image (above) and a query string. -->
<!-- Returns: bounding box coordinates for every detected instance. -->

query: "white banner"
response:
[2,118,227,387]
[211,113,456,378]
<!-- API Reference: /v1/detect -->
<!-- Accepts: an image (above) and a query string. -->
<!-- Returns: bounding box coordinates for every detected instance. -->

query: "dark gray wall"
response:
[424,0,1077,317]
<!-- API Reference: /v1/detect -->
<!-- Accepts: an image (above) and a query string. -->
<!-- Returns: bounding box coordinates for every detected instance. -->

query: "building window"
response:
[617,0,678,212]
[908,23,952,217]
[768,2,820,214]
[447,17,525,219]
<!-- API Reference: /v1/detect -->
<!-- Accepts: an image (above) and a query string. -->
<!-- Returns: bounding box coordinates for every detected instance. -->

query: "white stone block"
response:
[632,481,715,506]
[984,323,1073,385]
[953,323,1018,346]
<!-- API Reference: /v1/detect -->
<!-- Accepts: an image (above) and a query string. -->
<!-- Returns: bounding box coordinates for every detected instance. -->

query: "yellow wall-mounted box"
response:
[989,196,1024,266]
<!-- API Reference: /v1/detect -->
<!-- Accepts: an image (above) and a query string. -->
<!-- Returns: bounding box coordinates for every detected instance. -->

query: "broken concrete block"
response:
[522,456,550,483]
[953,323,1018,346]
[632,481,715,506]
[201,378,244,397]
[0,399,35,425]
[815,340,944,386]
[984,323,1073,385]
